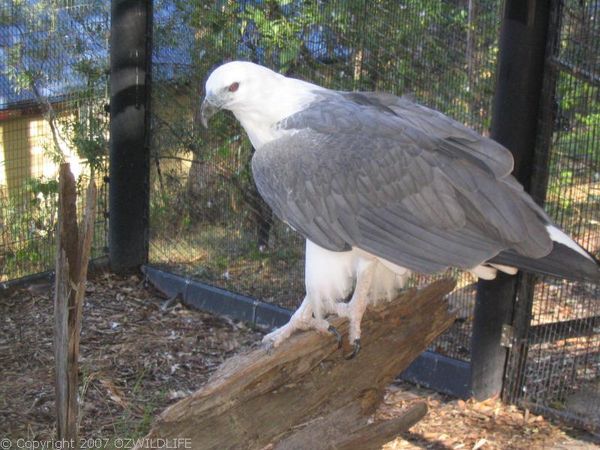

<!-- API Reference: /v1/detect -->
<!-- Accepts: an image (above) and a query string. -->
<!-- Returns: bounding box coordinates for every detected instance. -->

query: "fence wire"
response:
[149,0,504,362]
[0,0,110,282]
[504,0,600,432]
[2,0,598,433]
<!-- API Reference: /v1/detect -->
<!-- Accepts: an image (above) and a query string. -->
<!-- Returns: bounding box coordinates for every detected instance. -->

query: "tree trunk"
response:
[136,279,456,450]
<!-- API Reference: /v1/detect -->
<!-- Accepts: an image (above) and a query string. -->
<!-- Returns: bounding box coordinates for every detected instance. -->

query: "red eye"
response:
[228,82,239,92]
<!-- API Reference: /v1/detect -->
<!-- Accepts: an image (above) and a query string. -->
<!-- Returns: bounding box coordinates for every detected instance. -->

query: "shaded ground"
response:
[1,272,598,448]
[149,222,306,309]
[0,271,262,440]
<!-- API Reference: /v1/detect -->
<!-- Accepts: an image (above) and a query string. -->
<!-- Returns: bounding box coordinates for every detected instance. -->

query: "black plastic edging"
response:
[1,256,109,291]
[141,265,291,330]
[142,264,472,398]
[401,351,471,399]
[1,270,54,291]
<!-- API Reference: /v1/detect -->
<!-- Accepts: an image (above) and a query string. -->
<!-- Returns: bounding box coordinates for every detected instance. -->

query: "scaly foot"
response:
[262,314,337,349]
[334,301,367,358]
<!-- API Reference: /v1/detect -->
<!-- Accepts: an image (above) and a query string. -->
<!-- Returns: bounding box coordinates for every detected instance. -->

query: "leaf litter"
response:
[0,271,262,440]
[0,271,598,448]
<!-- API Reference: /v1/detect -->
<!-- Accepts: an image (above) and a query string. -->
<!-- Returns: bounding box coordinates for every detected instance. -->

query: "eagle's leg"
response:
[262,296,335,349]
[335,260,375,359]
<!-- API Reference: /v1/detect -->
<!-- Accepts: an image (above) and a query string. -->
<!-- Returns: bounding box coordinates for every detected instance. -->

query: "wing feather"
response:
[341,91,514,177]
[252,93,553,274]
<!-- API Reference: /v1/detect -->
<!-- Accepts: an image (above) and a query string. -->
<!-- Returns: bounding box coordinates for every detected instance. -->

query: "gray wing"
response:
[343,91,515,177]
[252,93,553,274]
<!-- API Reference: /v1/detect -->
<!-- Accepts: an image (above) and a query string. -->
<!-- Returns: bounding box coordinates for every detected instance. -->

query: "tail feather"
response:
[490,243,600,283]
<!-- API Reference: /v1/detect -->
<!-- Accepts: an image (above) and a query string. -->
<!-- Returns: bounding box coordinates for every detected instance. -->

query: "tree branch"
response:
[136,279,456,450]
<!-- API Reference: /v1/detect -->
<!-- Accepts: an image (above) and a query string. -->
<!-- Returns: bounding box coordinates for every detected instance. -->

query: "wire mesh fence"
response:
[1,0,598,433]
[504,0,600,432]
[148,0,504,362]
[0,0,110,282]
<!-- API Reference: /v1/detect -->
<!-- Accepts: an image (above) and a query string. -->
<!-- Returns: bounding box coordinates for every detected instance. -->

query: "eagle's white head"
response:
[201,61,322,148]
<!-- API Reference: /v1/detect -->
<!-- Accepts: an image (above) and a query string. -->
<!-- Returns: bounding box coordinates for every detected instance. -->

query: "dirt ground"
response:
[1,271,598,449]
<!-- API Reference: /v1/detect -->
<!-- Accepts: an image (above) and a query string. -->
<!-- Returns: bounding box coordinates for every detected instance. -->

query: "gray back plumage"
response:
[252,91,553,274]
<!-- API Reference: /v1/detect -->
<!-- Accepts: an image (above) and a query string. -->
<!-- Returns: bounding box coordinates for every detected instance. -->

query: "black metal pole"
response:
[470,0,551,400]
[109,0,152,273]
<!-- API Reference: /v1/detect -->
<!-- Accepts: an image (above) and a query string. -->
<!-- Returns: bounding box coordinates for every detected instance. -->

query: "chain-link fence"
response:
[0,0,110,282]
[504,0,600,431]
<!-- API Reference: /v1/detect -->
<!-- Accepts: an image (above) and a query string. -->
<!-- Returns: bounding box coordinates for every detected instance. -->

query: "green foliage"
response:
[547,167,575,216]
[150,0,503,243]
[1,0,110,165]
[62,100,110,174]
[241,1,313,73]
[546,70,599,230]
[0,178,59,280]
[1,0,110,280]
[0,172,106,280]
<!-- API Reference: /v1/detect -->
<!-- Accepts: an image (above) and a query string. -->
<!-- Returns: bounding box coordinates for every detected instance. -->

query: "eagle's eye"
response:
[228,82,240,92]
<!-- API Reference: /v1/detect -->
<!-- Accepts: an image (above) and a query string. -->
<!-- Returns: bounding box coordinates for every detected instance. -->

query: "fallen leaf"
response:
[99,378,128,409]
[472,438,487,450]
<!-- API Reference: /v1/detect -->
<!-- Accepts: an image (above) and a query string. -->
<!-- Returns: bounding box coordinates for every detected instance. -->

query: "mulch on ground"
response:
[381,383,598,449]
[0,271,262,440]
[1,271,598,449]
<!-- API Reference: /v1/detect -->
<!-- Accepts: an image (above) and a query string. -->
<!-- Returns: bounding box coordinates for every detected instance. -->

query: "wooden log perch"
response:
[137,278,456,450]
[54,163,97,444]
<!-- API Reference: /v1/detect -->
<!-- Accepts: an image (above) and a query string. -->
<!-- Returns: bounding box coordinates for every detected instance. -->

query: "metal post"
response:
[109,0,152,273]
[470,0,551,400]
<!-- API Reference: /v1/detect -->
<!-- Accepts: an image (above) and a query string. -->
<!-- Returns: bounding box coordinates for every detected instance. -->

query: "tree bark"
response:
[136,279,456,450]
[54,163,97,446]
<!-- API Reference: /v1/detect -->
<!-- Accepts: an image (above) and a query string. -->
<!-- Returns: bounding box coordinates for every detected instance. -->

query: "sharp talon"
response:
[328,325,342,349]
[344,339,361,360]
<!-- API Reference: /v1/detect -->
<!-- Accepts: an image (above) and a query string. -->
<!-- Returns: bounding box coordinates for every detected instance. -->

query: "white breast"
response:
[304,240,410,315]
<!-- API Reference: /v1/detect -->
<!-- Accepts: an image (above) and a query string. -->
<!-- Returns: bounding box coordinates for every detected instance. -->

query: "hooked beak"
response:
[200,97,220,128]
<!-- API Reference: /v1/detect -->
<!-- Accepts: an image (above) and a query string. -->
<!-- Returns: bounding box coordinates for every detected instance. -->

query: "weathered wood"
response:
[334,402,428,450]
[68,179,97,383]
[54,163,97,446]
[137,279,456,450]
[55,164,79,442]
[273,401,428,450]
[59,164,79,282]
[54,248,71,440]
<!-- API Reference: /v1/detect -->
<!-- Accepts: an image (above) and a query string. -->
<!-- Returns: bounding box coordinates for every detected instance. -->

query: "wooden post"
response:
[135,279,456,450]
[54,163,97,444]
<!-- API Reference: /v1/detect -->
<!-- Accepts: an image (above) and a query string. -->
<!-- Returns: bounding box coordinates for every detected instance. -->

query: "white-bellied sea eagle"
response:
[201,61,600,358]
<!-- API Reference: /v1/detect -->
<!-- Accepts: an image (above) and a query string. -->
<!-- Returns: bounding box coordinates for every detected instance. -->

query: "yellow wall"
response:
[0,115,32,194]
[0,112,85,198]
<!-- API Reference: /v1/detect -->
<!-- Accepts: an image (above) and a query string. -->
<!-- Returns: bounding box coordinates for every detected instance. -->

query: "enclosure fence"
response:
[148,0,599,431]
[503,0,600,431]
[0,0,110,283]
[1,0,598,434]
[149,0,505,364]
